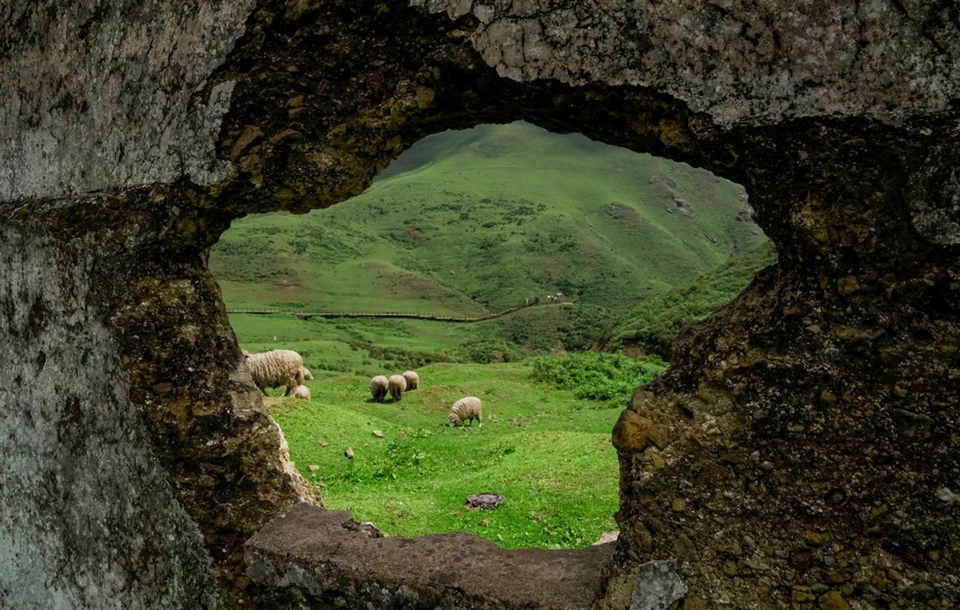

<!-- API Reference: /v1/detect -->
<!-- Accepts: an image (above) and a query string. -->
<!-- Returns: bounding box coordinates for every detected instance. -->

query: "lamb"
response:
[243,349,304,396]
[371,375,389,402]
[447,396,483,427]
[388,374,407,402]
[292,385,311,400]
[402,370,419,390]
[300,366,314,381]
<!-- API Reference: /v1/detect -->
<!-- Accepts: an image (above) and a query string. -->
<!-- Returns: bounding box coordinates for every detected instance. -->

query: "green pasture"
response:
[263,359,663,549]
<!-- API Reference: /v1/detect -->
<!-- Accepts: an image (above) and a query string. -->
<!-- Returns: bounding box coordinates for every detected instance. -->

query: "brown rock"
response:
[683,598,708,610]
[612,409,653,453]
[270,129,302,145]
[648,451,666,470]
[818,590,851,610]
[802,530,824,546]
[631,522,654,553]
[673,533,697,561]
[837,276,860,295]
[344,447,354,459]
[228,125,264,161]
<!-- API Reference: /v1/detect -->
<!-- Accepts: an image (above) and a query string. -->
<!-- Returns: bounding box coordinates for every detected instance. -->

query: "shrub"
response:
[531,352,666,407]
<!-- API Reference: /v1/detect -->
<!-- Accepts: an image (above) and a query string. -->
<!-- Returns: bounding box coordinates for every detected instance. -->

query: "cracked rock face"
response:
[1,0,958,608]
[414,0,960,126]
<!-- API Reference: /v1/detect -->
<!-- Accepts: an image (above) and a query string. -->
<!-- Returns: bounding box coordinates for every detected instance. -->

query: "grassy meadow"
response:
[216,121,773,548]
[263,357,664,549]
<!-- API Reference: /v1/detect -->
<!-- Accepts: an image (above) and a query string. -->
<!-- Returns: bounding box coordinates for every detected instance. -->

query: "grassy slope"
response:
[266,361,640,549]
[598,240,779,357]
[211,121,765,316]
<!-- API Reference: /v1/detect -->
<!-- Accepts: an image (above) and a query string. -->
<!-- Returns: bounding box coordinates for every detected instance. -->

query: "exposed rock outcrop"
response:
[1,0,957,608]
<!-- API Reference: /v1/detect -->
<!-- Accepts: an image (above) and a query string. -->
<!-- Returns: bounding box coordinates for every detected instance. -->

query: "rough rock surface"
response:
[0,225,217,609]
[1,0,958,608]
[246,502,615,609]
[0,0,255,201]
[413,0,960,126]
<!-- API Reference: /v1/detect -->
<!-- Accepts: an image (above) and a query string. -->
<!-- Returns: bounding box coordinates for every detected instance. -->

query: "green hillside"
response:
[597,240,779,358]
[212,121,764,317]
[211,121,771,362]
[213,123,774,549]
[268,357,665,548]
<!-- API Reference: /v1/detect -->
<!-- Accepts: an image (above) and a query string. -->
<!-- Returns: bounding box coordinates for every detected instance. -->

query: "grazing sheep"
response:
[244,349,304,396]
[402,370,419,390]
[300,366,314,381]
[447,396,483,427]
[388,374,407,402]
[293,385,311,400]
[371,375,389,402]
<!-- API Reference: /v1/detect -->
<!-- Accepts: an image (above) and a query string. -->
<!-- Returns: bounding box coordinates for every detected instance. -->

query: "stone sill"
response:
[245,502,615,609]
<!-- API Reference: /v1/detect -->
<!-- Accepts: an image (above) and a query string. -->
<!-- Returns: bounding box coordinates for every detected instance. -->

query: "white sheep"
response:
[243,349,304,396]
[402,370,419,390]
[293,385,311,400]
[447,396,483,427]
[388,374,407,402]
[371,375,389,402]
[300,366,314,381]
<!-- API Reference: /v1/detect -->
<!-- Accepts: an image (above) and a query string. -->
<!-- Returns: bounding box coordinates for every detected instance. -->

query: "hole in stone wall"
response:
[209,121,774,550]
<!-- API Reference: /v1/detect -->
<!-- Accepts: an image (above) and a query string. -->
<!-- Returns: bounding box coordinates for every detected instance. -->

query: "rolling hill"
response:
[212,121,763,310]
[211,121,768,361]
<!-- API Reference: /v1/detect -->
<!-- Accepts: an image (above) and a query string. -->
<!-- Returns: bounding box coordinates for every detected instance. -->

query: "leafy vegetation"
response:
[532,352,666,407]
[211,121,766,356]
[598,240,778,358]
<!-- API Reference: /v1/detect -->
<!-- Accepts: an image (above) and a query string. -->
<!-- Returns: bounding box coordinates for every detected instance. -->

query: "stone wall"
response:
[1,0,957,608]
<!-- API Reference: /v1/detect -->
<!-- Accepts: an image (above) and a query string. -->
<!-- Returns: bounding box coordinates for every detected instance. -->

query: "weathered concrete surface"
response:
[1,0,959,608]
[0,224,217,609]
[247,502,615,609]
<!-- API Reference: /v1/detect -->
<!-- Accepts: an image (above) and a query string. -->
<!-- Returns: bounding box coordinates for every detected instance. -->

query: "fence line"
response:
[226,300,570,323]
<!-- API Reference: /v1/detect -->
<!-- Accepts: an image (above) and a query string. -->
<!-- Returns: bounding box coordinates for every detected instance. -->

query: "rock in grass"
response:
[465,493,504,510]
[318,439,329,447]
[344,447,354,459]
[372,429,384,438]
[593,530,619,545]
[308,464,320,472]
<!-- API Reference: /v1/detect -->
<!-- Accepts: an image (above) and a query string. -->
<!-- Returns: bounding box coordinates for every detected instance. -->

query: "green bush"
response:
[457,339,523,364]
[531,352,666,407]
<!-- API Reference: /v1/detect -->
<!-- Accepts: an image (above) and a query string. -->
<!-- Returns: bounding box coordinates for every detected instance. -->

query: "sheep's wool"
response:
[449,396,483,426]
[245,349,304,396]
[388,375,407,401]
[293,385,310,400]
[371,376,389,402]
